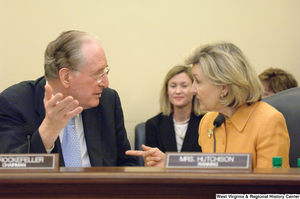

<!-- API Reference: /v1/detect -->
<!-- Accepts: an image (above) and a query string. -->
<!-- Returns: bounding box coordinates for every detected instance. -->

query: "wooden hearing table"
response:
[0,167,300,198]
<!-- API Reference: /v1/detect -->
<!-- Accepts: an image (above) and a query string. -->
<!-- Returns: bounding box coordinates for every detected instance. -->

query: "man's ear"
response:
[59,68,71,88]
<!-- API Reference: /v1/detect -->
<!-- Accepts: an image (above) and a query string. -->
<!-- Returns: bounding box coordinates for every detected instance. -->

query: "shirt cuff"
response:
[46,143,55,154]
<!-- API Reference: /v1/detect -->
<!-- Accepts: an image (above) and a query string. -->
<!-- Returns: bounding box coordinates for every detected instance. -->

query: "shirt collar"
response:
[227,102,259,132]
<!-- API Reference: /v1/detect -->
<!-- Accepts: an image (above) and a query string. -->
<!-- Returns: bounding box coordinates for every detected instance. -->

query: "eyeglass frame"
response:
[72,66,110,84]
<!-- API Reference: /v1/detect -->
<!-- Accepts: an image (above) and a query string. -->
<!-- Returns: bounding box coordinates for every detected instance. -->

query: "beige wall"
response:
[1,0,300,148]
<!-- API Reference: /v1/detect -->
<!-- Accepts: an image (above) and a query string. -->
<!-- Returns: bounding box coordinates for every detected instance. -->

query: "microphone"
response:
[22,124,32,154]
[212,114,225,153]
[213,114,226,128]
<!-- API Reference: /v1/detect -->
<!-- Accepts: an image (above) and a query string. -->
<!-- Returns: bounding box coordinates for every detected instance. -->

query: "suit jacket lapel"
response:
[160,115,177,152]
[34,77,46,128]
[82,108,103,166]
[34,77,64,165]
[181,113,199,151]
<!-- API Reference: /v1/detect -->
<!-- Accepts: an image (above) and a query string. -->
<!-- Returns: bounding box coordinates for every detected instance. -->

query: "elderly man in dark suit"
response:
[0,30,136,167]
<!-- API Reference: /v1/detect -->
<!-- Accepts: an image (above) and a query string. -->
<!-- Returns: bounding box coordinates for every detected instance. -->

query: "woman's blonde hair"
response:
[184,41,263,108]
[159,65,202,116]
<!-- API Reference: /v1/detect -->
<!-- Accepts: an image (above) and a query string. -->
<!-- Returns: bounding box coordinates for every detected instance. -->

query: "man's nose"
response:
[99,74,109,88]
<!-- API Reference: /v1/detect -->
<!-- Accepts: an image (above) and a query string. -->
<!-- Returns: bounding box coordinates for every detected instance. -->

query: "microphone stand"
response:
[27,135,31,154]
[213,126,217,153]
[22,124,32,154]
[212,114,226,153]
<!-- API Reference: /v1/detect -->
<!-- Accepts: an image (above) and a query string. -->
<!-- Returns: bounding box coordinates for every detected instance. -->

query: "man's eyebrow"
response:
[94,65,108,74]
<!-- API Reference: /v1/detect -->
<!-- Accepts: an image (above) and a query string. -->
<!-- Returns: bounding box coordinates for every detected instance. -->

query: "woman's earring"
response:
[221,93,224,98]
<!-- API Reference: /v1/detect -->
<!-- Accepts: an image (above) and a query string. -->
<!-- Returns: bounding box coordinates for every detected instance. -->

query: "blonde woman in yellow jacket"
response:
[126,41,290,168]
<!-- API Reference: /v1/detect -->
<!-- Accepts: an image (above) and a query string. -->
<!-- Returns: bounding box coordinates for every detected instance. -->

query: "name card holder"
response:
[166,152,253,173]
[0,153,59,172]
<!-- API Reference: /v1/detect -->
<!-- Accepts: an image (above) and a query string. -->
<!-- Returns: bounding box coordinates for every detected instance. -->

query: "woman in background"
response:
[259,67,298,98]
[146,65,204,153]
[127,41,290,168]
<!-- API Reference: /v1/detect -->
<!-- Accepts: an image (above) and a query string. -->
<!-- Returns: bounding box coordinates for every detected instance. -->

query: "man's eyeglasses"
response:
[73,66,110,84]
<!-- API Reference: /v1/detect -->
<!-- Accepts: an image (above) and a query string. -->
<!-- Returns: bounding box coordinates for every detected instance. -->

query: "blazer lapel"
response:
[82,108,103,166]
[160,115,177,152]
[34,77,64,165]
[181,113,200,151]
[34,77,46,128]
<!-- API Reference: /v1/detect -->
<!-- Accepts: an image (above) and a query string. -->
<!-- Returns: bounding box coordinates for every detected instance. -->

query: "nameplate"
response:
[0,154,59,170]
[166,153,252,170]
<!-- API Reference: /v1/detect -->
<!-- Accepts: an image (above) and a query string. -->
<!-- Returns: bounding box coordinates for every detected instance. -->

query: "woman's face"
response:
[167,72,194,109]
[190,63,225,112]
[262,81,275,98]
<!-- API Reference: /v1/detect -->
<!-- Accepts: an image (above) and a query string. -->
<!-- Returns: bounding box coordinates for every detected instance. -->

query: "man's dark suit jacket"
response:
[145,112,203,153]
[0,77,136,166]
